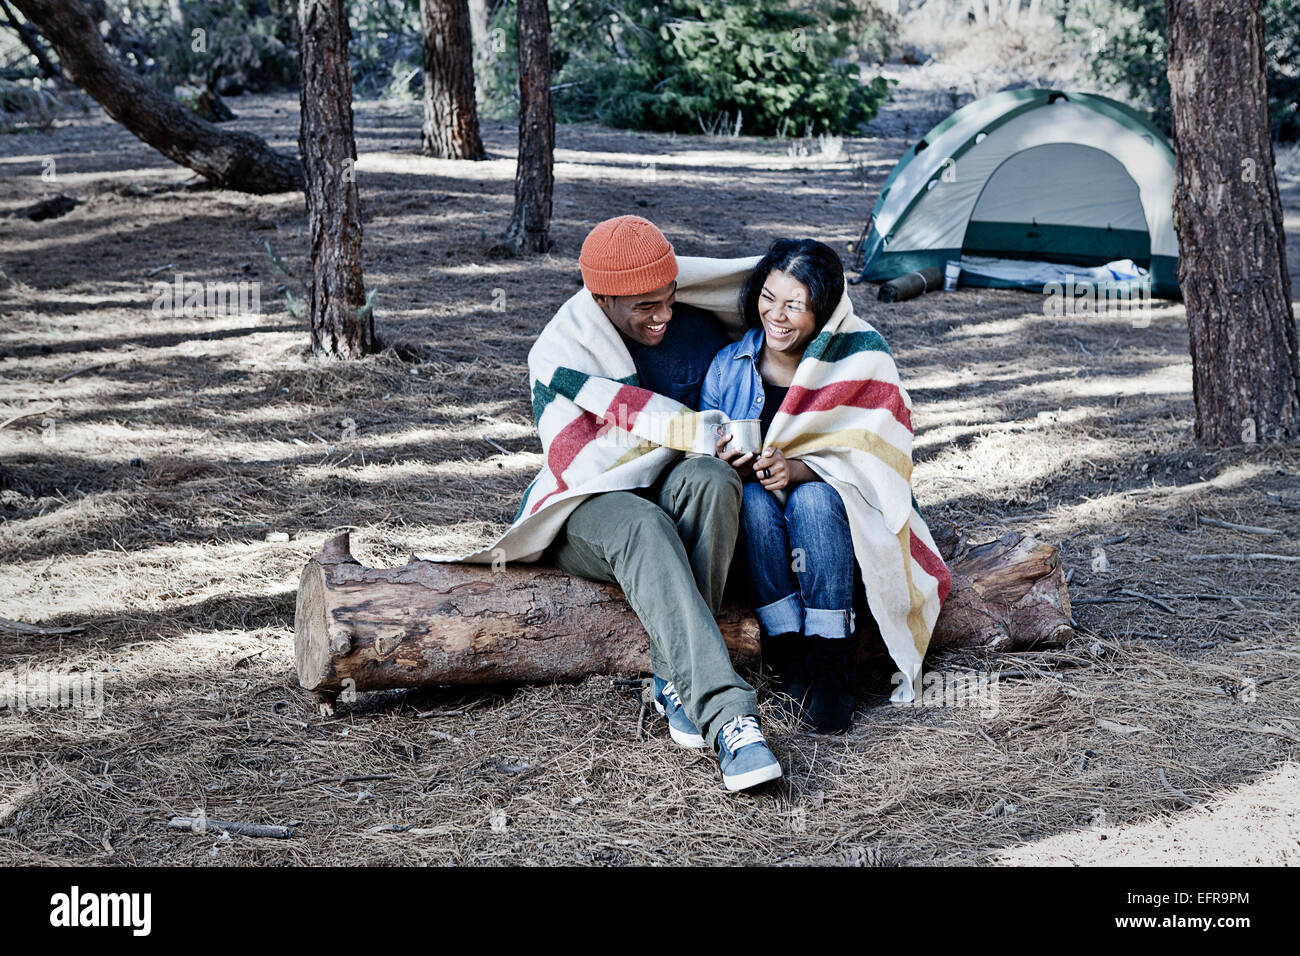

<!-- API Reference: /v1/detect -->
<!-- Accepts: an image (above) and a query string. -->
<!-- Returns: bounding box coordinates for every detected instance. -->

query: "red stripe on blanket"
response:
[604,384,655,431]
[530,412,604,515]
[910,529,952,603]
[783,380,911,432]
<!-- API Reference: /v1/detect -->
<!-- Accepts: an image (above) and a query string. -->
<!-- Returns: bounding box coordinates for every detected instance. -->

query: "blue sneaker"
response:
[652,676,706,749]
[715,715,783,791]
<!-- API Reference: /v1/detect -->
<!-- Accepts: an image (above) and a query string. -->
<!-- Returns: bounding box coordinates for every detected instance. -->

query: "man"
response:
[544,216,782,791]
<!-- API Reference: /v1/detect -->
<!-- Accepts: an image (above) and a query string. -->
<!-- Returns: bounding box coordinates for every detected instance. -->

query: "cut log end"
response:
[294,562,331,691]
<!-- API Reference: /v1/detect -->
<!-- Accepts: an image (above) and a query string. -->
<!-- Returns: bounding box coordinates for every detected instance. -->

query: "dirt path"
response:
[0,95,1297,866]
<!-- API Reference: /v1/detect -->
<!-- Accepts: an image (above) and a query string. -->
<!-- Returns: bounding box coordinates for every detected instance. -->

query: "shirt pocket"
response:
[667,375,706,409]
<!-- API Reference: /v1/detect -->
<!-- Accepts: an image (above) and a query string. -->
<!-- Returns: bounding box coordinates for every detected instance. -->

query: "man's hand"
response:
[715,433,755,479]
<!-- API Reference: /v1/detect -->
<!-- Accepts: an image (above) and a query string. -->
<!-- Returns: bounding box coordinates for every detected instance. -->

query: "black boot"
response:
[804,635,858,734]
[762,632,811,718]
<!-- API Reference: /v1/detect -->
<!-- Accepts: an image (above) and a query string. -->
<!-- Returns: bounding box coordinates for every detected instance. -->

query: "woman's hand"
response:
[715,433,755,479]
[753,447,820,491]
[753,447,789,491]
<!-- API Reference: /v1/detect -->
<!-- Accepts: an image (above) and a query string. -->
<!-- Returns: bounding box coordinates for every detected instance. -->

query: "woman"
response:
[700,238,862,734]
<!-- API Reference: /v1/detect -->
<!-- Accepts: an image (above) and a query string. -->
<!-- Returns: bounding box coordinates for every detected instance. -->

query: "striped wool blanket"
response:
[428,254,950,702]
[761,282,952,703]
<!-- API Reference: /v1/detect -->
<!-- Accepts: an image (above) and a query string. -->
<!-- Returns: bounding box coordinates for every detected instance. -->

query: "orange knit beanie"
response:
[578,215,678,296]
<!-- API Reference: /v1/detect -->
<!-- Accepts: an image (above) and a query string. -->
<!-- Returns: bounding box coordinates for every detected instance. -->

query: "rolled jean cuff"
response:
[755,593,802,636]
[805,607,855,639]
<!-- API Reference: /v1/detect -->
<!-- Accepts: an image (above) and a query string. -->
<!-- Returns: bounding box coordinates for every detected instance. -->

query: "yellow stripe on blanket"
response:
[662,406,704,451]
[898,524,933,659]
[611,442,659,469]
[778,429,913,483]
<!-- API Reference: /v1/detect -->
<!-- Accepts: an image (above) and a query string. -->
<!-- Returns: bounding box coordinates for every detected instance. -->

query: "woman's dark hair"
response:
[739,238,845,331]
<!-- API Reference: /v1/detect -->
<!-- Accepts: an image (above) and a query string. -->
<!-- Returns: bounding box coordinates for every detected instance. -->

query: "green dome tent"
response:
[857,90,1180,298]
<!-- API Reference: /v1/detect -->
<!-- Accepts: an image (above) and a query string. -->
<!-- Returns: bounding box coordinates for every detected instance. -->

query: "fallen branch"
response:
[1169,592,1272,601]
[54,362,107,382]
[1075,591,1272,606]
[1157,767,1199,809]
[168,817,292,838]
[1187,553,1299,562]
[0,403,57,430]
[1197,517,1281,536]
[276,773,394,792]
[0,616,84,635]
[1115,589,1176,614]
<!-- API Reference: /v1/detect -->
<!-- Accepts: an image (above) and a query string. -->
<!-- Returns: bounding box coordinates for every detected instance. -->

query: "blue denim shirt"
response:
[699,326,767,419]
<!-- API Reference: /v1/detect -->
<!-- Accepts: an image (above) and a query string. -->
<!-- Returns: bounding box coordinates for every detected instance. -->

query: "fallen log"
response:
[295,526,1073,712]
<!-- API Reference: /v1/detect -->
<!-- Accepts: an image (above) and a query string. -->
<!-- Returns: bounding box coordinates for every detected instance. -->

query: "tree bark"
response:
[10,0,301,194]
[502,0,553,254]
[298,0,375,359]
[1166,0,1300,444]
[466,0,490,95]
[419,0,485,160]
[295,529,1073,706]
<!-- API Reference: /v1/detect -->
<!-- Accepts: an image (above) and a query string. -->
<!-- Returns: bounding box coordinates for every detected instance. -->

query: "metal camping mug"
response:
[714,419,763,456]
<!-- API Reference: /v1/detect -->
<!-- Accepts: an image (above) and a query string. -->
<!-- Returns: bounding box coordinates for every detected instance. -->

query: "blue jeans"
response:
[738,480,857,640]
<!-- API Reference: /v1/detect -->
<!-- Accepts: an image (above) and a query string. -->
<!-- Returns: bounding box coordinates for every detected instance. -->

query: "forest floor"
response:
[1,92,1298,866]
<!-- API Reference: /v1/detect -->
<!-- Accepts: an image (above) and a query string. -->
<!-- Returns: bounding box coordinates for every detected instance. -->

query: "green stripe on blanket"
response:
[532,368,639,424]
[804,328,893,364]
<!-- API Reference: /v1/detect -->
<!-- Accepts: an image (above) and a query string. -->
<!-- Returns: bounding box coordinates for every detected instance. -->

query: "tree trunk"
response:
[419,0,485,160]
[1166,0,1300,444]
[295,529,1073,708]
[10,0,301,194]
[502,0,553,254]
[298,0,375,359]
[466,0,490,95]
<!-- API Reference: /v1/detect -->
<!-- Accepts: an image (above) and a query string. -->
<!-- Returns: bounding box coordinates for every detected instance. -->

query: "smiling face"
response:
[757,269,819,356]
[593,280,676,347]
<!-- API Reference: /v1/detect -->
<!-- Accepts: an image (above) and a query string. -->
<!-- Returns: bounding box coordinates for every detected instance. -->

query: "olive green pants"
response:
[549,454,758,749]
